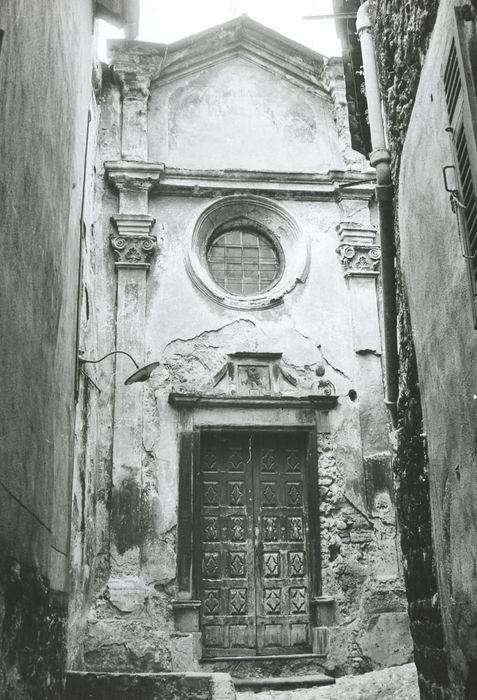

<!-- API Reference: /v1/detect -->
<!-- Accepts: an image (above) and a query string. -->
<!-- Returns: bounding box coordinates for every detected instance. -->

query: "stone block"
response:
[172,600,201,632]
[106,577,148,613]
[66,671,215,699]
[169,633,198,671]
[312,626,329,655]
[323,626,350,675]
[311,596,336,626]
[359,612,414,669]
[210,672,237,699]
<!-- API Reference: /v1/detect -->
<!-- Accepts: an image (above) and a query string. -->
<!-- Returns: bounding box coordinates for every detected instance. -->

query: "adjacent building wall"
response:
[371,0,477,697]
[0,1,95,695]
[382,2,477,697]
[0,1,135,696]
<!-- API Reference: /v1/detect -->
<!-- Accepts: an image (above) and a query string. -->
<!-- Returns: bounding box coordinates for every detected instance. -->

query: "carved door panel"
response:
[198,431,311,657]
[199,432,256,656]
[254,432,311,654]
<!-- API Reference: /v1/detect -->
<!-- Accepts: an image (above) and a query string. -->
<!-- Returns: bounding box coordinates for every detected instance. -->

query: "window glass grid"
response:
[207,229,280,295]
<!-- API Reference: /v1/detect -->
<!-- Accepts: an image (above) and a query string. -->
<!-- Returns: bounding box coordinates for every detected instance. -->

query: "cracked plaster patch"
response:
[150,319,344,395]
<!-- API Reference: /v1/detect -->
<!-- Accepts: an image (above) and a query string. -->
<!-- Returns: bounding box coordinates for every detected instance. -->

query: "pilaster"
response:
[109,213,156,575]
[116,72,151,161]
[336,221,382,353]
[336,215,396,576]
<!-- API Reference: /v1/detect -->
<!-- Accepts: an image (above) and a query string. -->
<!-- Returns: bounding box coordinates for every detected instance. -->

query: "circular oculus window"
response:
[185,195,309,310]
[206,227,281,296]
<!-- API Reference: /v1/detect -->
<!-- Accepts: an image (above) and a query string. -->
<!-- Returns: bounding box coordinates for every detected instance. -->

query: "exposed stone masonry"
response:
[0,553,67,699]
[371,1,450,697]
[318,434,410,676]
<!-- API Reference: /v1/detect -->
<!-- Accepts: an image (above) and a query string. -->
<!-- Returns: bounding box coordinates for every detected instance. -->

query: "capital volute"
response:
[337,243,381,277]
[110,214,157,269]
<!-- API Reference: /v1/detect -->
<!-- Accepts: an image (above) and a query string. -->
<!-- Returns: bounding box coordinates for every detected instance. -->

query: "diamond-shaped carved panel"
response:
[264,552,280,577]
[229,516,246,542]
[287,482,303,507]
[203,517,219,542]
[228,447,245,472]
[203,482,219,506]
[288,517,304,541]
[203,589,220,615]
[260,449,277,473]
[290,587,307,614]
[286,450,301,473]
[202,448,218,472]
[262,483,278,506]
[229,481,245,506]
[263,517,279,542]
[264,588,281,614]
[203,553,220,579]
[229,588,247,615]
[289,551,305,577]
[229,552,246,578]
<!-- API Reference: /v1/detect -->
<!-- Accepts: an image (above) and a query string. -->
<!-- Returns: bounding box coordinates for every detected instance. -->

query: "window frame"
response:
[205,221,284,298]
[185,195,310,311]
[443,8,477,326]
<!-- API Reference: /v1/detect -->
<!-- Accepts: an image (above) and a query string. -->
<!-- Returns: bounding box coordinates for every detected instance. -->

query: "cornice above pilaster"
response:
[337,222,377,246]
[105,161,165,192]
[115,71,151,99]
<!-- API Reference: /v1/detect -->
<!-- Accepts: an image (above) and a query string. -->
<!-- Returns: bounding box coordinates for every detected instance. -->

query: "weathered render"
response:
[369,0,477,697]
[70,16,412,682]
[0,2,135,697]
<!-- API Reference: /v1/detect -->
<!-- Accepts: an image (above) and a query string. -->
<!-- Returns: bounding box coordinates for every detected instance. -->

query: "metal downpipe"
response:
[357,1,398,425]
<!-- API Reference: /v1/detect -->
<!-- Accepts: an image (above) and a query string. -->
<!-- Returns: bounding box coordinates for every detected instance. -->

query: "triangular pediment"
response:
[151,16,329,94]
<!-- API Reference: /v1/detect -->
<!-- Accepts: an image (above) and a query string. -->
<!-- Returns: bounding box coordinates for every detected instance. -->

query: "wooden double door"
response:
[197,430,315,657]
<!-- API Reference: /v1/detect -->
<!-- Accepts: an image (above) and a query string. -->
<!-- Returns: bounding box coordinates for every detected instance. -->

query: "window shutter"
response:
[443,9,477,324]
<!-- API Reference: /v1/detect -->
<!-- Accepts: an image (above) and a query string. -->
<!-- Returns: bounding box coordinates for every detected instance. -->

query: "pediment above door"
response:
[168,352,337,409]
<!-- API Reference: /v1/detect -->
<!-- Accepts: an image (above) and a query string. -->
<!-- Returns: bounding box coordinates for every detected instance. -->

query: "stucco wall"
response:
[397,2,477,696]
[0,0,96,695]
[148,57,345,172]
[73,26,411,677]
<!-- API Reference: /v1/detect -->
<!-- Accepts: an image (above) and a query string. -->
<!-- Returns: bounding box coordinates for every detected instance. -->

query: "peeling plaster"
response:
[319,345,353,382]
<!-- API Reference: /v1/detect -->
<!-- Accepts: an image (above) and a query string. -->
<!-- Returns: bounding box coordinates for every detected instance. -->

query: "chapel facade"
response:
[69,16,412,677]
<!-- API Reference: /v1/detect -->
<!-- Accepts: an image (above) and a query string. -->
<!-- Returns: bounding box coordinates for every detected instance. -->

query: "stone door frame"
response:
[169,394,337,655]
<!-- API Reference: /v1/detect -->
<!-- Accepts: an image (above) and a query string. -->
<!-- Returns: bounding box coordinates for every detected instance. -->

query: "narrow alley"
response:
[2,1,477,699]
[236,664,419,700]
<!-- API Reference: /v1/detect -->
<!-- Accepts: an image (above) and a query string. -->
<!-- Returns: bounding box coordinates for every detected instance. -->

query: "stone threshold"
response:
[233,673,336,691]
[200,653,326,663]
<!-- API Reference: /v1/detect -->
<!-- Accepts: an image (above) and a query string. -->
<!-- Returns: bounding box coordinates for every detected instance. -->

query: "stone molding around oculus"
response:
[185,194,310,310]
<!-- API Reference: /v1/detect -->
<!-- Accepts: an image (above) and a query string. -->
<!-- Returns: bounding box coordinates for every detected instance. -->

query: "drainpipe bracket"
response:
[356,1,372,36]
[370,148,391,168]
[384,400,398,427]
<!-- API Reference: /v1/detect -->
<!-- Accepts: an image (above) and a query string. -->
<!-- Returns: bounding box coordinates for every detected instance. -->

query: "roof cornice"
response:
[109,16,331,96]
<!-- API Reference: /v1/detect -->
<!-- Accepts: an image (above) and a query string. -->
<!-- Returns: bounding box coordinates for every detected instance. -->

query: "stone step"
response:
[66,670,236,699]
[200,653,327,679]
[234,673,336,692]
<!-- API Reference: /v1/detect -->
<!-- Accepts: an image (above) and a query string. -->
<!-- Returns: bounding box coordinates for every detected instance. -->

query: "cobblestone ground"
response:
[237,663,419,700]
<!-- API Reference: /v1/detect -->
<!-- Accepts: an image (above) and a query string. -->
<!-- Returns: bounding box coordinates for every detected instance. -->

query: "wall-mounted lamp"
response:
[78,351,159,386]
